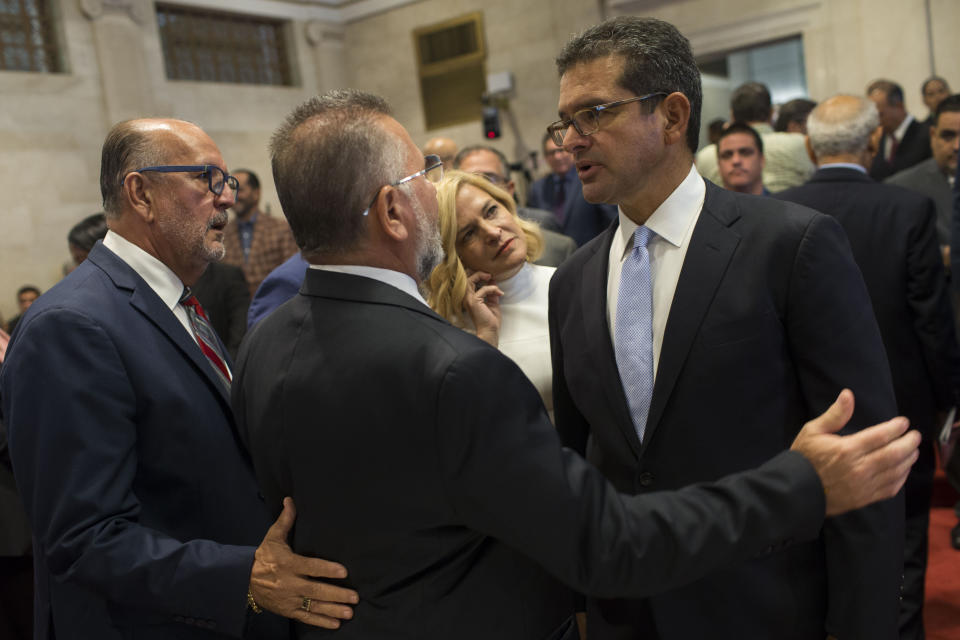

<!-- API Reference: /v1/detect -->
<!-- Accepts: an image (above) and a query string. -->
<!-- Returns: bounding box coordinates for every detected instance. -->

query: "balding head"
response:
[422,137,458,166]
[806,95,879,163]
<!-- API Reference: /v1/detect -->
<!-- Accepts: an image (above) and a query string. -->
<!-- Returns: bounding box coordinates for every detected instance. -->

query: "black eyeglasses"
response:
[128,165,240,199]
[546,92,668,147]
[361,154,444,216]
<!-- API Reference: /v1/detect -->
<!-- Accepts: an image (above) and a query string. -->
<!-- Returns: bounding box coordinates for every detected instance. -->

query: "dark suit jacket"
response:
[528,168,618,247]
[0,242,284,639]
[0,417,31,557]
[549,181,903,640]
[233,268,827,640]
[246,252,308,329]
[869,118,932,181]
[779,167,960,436]
[886,157,953,246]
[192,261,251,360]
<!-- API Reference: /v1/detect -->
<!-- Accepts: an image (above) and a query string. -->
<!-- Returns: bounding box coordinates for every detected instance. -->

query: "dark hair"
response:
[17,286,40,299]
[99,121,163,218]
[556,16,702,154]
[866,79,904,106]
[269,89,404,259]
[455,145,509,177]
[774,98,817,132]
[233,169,260,190]
[708,118,726,137]
[67,213,108,251]
[934,94,960,126]
[922,76,949,95]
[717,122,764,155]
[730,82,772,123]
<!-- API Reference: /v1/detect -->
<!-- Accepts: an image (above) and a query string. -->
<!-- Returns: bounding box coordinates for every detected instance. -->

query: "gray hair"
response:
[807,95,879,157]
[100,121,164,219]
[556,16,702,154]
[269,89,406,258]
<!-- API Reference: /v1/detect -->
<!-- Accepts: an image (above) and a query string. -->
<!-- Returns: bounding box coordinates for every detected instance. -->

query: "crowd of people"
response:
[0,13,957,640]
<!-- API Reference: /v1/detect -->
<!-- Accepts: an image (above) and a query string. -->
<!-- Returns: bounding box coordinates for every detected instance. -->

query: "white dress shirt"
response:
[886,114,915,161]
[607,164,706,379]
[103,231,193,339]
[309,264,430,308]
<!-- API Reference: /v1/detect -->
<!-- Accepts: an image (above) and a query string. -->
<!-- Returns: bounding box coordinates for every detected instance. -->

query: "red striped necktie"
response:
[179,291,231,389]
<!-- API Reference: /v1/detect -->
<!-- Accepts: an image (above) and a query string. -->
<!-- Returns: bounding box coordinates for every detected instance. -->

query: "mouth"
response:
[495,237,515,258]
[208,212,228,232]
[576,160,601,181]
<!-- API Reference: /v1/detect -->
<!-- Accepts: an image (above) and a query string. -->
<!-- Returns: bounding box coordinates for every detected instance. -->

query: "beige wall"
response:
[1,0,956,320]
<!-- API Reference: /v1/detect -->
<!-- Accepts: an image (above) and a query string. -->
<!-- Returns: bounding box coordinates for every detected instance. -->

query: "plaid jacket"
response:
[222,213,300,297]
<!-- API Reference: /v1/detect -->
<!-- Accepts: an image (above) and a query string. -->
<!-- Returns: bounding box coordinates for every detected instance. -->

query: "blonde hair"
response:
[426,170,543,323]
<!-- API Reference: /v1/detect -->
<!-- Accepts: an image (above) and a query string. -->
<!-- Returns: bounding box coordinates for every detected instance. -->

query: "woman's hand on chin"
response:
[462,271,503,348]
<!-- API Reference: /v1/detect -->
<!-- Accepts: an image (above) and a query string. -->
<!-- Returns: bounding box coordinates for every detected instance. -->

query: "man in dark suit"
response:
[527,133,617,246]
[0,118,359,639]
[234,89,919,640]
[548,17,904,639]
[887,94,960,254]
[247,252,308,329]
[192,261,251,359]
[778,94,960,640]
[868,79,932,180]
[454,144,577,266]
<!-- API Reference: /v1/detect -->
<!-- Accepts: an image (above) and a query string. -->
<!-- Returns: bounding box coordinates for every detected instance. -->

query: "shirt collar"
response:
[751,122,774,134]
[819,162,868,174]
[102,230,186,312]
[893,114,914,141]
[615,164,705,257]
[309,264,430,308]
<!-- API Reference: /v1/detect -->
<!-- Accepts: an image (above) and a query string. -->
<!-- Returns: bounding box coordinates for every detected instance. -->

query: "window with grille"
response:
[156,4,293,86]
[0,0,62,73]
[414,12,486,130]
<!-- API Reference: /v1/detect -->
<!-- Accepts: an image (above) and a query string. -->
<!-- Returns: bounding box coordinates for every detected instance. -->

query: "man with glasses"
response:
[455,144,577,266]
[0,118,359,638]
[528,133,618,246]
[233,89,919,640]
[547,17,902,640]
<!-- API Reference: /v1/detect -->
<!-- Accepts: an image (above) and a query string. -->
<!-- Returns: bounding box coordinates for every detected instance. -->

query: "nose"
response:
[217,183,237,208]
[561,125,589,154]
[478,219,500,243]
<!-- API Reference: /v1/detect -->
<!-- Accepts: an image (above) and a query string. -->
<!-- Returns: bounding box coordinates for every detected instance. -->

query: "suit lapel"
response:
[643,185,741,447]
[579,227,644,457]
[90,244,233,405]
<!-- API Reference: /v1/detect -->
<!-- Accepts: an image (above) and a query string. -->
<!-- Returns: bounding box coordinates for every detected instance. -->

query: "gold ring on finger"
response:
[301,596,311,612]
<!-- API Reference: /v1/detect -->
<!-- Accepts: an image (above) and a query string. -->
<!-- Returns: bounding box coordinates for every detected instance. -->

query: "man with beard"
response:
[232,90,919,640]
[0,118,359,639]
[221,168,299,296]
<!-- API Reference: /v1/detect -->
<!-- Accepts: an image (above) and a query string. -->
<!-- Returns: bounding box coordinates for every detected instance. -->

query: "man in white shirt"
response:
[548,16,904,640]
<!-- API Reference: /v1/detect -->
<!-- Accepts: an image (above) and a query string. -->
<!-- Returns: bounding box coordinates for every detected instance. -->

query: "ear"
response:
[122,173,155,222]
[374,185,411,243]
[661,92,691,147]
[804,135,817,164]
[505,179,516,197]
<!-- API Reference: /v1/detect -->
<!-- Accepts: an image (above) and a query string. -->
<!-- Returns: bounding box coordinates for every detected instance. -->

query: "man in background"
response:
[5,286,39,335]
[777,94,960,640]
[696,82,814,191]
[774,98,817,134]
[920,76,951,128]
[887,94,960,257]
[221,169,299,296]
[868,79,932,180]
[422,136,458,167]
[716,122,766,195]
[527,133,617,246]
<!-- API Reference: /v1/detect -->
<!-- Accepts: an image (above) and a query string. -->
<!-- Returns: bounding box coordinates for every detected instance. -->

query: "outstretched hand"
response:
[250,497,359,629]
[790,389,919,516]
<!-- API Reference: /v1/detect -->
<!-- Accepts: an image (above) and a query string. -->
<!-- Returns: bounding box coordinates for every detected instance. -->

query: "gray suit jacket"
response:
[886,157,952,245]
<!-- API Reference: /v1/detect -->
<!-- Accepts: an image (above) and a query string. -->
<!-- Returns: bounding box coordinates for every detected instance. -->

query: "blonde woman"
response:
[427,170,557,416]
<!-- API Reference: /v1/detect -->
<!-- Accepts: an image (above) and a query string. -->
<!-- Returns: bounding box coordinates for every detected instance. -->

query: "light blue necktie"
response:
[614,225,654,442]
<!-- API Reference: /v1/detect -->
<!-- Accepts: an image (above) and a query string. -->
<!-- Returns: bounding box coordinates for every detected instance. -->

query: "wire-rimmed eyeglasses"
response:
[127,165,240,201]
[546,92,668,147]
[361,154,444,216]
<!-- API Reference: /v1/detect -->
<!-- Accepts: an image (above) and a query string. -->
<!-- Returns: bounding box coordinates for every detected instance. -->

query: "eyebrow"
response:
[456,198,497,237]
[558,95,615,118]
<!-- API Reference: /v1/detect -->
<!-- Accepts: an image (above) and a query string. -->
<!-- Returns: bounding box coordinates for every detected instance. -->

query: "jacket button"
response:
[185,617,195,625]
[638,471,654,487]
[174,615,184,623]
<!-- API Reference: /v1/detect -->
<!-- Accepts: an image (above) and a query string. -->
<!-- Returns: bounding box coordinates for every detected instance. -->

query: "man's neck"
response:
[730,182,764,195]
[817,153,868,170]
[619,154,693,225]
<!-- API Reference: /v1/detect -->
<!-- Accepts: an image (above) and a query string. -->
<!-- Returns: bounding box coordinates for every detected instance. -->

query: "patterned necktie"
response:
[179,290,231,390]
[614,226,654,442]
